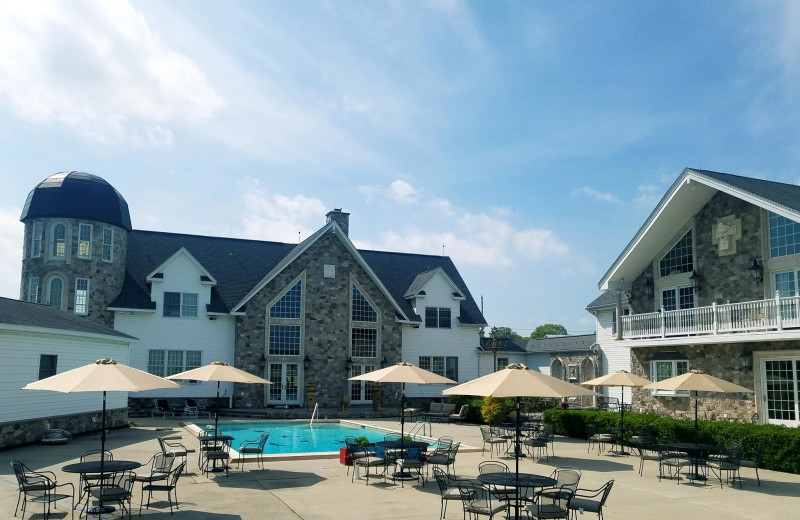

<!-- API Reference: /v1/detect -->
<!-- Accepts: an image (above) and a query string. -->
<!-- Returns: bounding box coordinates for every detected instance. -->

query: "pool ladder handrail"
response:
[309,402,319,426]
[408,420,431,439]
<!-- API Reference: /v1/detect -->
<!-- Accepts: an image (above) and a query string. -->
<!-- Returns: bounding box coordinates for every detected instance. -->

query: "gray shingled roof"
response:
[585,292,629,311]
[526,333,597,353]
[479,336,528,353]
[0,297,135,339]
[692,169,800,214]
[110,230,486,325]
[404,270,438,298]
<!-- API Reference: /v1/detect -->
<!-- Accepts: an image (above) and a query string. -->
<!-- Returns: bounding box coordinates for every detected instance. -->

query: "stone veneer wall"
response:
[0,408,127,449]
[627,191,764,313]
[553,352,599,406]
[20,218,128,329]
[234,230,402,409]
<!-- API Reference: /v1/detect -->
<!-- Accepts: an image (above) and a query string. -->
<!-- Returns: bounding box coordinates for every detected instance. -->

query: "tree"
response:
[492,326,522,339]
[529,323,568,339]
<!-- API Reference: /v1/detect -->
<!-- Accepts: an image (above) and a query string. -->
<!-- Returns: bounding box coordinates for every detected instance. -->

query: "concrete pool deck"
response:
[1,416,798,519]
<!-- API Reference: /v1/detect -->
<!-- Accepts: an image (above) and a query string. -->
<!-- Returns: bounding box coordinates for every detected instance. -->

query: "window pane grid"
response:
[31,222,42,258]
[102,228,113,262]
[352,285,377,322]
[74,279,89,315]
[163,292,180,317]
[78,224,92,258]
[270,280,302,319]
[28,277,39,303]
[181,293,198,317]
[269,325,301,355]
[659,230,693,276]
[351,327,377,357]
[770,212,800,258]
[166,350,184,376]
[148,350,166,377]
[53,224,66,257]
[48,278,63,309]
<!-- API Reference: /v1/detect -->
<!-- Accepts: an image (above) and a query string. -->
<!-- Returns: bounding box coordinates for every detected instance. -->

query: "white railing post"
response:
[712,302,718,335]
[660,307,666,338]
[776,290,784,331]
[795,291,800,324]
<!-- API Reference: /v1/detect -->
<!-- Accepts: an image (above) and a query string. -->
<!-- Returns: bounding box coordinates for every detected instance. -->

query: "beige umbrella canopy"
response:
[168,361,271,436]
[643,369,753,442]
[444,363,596,519]
[23,358,180,475]
[582,370,652,455]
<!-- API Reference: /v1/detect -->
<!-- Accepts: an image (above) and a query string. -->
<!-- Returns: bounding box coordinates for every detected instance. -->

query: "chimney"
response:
[326,208,350,236]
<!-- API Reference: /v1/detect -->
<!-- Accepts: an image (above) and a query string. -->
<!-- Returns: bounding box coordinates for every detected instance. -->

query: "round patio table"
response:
[478,473,558,520]
[63,460,141,515]
[500,425,542,458]
[198,434,234,473]
[667,442,724,481]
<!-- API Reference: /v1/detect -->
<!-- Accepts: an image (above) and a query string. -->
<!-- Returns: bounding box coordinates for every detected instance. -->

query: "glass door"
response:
[349,364,375,404]
[268,363,300,405]
[762,358,799,427]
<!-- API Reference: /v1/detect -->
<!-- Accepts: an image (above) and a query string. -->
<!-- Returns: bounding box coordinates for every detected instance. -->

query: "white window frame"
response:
[162,292,198,318]
[28,277,39,303]
[31,222,42,259]
[425,307,452,329]
[78,223,92,259]
[419,355,459,381]
[649,359,690,396]
[102,227,114,262]
[50,222,67,259]
[74,278,89,315]
[46,276,65,310]
[147,349,202,383]
[497,357,509,371]
[660,286,694,311]
[350,278,379,360]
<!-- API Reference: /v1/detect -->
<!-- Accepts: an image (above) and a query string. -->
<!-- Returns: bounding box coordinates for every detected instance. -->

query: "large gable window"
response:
[163,292,198,318]
[268,278,304,357]
[425,307,452,328]
[351,281,379,359]
[769,212,800,258]
[659,230,693,276]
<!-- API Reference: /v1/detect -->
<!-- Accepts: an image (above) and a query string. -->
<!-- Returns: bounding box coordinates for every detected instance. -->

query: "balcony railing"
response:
[621,292,800,340]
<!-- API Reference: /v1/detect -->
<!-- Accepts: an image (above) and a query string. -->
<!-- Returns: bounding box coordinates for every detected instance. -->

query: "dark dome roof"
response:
[20,172,132,231]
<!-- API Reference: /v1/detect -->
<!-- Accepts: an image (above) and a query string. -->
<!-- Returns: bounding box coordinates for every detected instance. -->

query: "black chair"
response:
[77,449,113,511]
[658,448,690,484]
[478,460,516,502]
[479,426,508,457]
[11,460,75,520]
[351,445,390,485]
[237,432,270,471]
[740,443,765,486]
[132,451,175,507]
[432,467,474,520]
[89,470,135,519]
[586,424,612,455]
[457,481,508,520]
[158,436,194,471]
[567,480,614,520]
[527,484,571,520]
[707,441,743,488]
[635,445,661,477]
[140,461,186,516]
[183,399,211,418]
[425,442,460,478]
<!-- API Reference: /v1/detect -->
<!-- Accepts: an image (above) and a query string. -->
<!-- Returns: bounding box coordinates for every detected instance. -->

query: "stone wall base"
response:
[0,408,128,449]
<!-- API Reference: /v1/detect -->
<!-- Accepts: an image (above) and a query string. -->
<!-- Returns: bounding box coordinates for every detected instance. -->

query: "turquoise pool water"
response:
[197,421,397,455]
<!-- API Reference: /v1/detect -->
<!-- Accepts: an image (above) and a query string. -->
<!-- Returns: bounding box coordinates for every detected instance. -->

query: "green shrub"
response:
[544,409,800,474]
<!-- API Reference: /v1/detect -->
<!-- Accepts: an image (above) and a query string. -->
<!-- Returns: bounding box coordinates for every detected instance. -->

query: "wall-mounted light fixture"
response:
[303,354,311,371]
[259,353,266,369]
[644,276,654,298]
[380,356,388,368]
[689,270,702,293]
[748,258,763,285]
[738,347,752,372]
[345,356,353,374]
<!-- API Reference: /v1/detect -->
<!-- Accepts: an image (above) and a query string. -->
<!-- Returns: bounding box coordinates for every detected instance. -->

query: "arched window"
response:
[51,223,66,258]
[551,358,564,380]
[47,277,64,310]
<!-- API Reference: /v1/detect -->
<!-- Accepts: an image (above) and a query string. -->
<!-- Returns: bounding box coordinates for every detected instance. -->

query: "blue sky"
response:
[1,1,799,336]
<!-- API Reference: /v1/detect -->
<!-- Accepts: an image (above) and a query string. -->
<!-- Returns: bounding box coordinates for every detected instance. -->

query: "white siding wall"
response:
[525,353,552,375]
[595,308,632,404]
[0,329,130,423]
[403,272,481,398]
[114,253,236,399]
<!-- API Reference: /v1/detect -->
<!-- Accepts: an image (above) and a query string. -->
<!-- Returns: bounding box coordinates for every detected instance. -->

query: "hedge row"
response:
[543,409,800,475]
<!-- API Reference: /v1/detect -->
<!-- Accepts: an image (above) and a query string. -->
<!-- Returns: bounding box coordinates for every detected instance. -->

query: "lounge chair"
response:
[183,399,211,419]
[151,399,176,418]
[41,429,72,445]
[449,404,469,423]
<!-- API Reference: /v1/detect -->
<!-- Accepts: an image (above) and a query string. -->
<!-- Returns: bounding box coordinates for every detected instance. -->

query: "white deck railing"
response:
[621,291,800,340]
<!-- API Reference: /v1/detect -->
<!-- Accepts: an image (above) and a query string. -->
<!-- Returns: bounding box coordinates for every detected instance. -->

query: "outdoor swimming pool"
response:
[195,421,410,455]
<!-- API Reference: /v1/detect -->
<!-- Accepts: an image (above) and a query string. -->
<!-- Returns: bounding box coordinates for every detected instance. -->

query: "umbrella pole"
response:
[694,391,698,444]
[515,396,521,520]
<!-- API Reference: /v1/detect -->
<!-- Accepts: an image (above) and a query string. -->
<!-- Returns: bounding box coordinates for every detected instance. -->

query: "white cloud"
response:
[634,184,662,209]
[235,178,328,243]
[572,186,622,204]
[0,208,23,299]
[0,0,223,145]
[389,180,419,202]
[359,180,420,203]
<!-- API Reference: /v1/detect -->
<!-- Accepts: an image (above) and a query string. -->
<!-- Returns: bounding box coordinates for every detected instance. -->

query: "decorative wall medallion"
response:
[712,215,742,256]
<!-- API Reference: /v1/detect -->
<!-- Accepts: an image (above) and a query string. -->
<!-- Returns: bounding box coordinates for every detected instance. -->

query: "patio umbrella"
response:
[443,363,596,519]
[167,361,271,443]
[349,362,455,479]
[23,358,180,511]
[642,369,752,442]
[582,370,652,455]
